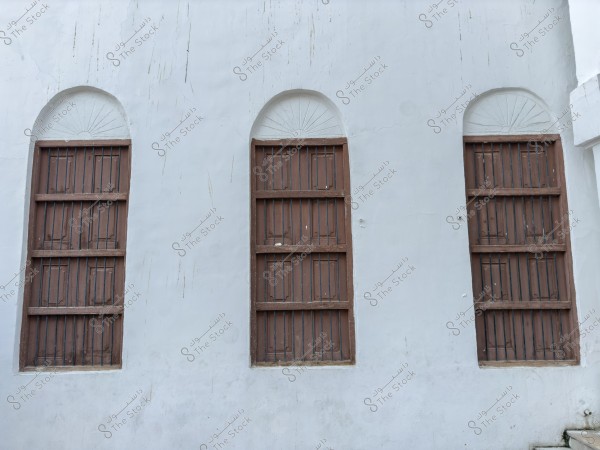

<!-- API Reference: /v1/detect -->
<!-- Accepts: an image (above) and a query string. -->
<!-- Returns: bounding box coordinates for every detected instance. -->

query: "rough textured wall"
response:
[0,1,599,449]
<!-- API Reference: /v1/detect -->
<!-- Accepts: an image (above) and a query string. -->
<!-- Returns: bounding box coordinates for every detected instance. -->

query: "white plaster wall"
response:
[0,1,599,449]
[567,0,600,84]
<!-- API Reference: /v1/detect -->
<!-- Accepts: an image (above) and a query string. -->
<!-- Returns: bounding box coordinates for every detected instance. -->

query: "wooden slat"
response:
[470,244,566,253]
[466,188,561,197]
[255,190,345,199]
[22,364,122,372]
[34,193,128,202]
[343,142,356,365]
[255,360,353,367]
[475,301,571,310]
[250,140,258,366]
[556,138,580,364]
[37,139,131,147]
[464,134,560,143]
[256,301,350,311]
[31,249,126,258]
[256,245,346,254]
[252,138,348,146]
[480,360,577,367]
[28,306,123,315]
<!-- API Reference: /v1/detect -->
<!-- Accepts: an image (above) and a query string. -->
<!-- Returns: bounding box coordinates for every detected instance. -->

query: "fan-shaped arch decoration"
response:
[251,90,345,139]
[29,86,130,140]
[464,89,556,136]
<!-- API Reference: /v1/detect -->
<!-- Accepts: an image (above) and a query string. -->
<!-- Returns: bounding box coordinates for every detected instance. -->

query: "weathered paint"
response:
[0,1,599,449]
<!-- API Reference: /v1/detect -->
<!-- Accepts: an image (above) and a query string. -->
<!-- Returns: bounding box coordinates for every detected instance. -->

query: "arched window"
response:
[463,89,578,365]
[19,88,131,370]
[250,91,355,365]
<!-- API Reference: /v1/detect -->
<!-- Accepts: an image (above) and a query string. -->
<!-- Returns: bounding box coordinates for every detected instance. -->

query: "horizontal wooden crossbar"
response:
[37,140,131,148]
[34,193,128,202]
[28,306,123,315]
[256,302,350,311]
[463,135,560,143]
[255,191,345,199]
[475,301,571,310]
[253,138,347,146]
[470,245,566,253]
[31,250,125,258]
[480,360,577,367]
[256,245,345,254]
[466,188,561,197]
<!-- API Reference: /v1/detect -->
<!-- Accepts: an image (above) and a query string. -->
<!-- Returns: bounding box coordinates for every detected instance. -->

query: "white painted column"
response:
[569,0,600,205]
[570,75,600,204]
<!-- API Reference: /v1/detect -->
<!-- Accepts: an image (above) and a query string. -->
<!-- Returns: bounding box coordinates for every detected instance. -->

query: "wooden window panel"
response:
[256,254,348,305]
[256,310,350,363]
[464,136,578,366]
[251,138,355,365]
[20,141,131,371]
[256,199,347,247]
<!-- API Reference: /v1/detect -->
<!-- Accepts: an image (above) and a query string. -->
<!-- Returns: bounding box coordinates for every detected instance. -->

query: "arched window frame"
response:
[462,89,579,366]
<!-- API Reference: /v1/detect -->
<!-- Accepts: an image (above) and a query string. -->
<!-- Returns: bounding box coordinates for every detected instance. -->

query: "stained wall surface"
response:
[0,1,599,449]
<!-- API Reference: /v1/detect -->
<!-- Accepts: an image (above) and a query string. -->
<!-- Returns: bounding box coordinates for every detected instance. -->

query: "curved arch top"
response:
[463,88,557,136]
[29,86,130,141]
[251,90,345,140]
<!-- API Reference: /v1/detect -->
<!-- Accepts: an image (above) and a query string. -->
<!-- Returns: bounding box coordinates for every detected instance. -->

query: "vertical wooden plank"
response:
[554,139,578,362]
[20,144,42,369]
[250,140,258,365]
[342,142,355,363]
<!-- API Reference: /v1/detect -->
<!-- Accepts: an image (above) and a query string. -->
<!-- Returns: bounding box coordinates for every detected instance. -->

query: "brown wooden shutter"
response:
[463,136,578,365]
[250,138,355,365]
[20,141,131,370]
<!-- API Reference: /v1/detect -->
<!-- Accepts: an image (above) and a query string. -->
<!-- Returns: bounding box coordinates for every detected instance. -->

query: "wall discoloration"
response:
[0,0,598,449]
